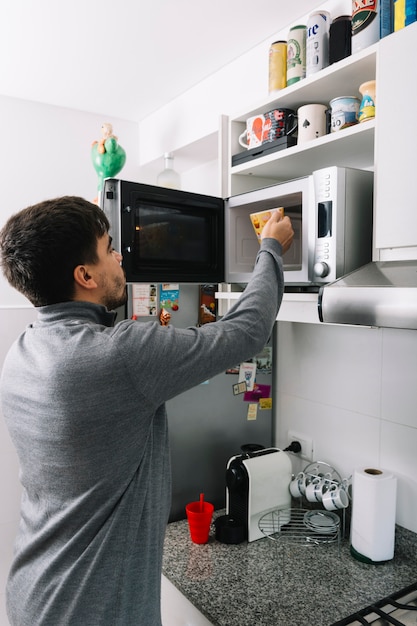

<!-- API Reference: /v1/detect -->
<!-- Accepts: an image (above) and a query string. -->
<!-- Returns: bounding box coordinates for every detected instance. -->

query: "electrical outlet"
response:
[288,430,314,461]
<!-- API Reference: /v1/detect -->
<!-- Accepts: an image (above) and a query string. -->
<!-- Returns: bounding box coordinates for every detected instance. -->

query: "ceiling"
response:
[0,0,320,123]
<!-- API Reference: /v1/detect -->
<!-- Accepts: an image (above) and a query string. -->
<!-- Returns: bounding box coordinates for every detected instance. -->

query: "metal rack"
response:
[258,508,341,550]
[258,461,351,553]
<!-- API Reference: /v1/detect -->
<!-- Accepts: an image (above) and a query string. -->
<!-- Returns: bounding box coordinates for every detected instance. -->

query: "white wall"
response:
[0,95,140,306]
[274,322,417,533]
[0,94,139,624]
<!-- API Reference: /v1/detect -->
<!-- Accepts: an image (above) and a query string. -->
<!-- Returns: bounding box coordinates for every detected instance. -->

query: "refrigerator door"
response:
[167,365,274,521]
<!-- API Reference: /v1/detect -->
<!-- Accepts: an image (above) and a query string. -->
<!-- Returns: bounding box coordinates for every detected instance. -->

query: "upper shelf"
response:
[231,44,378,122]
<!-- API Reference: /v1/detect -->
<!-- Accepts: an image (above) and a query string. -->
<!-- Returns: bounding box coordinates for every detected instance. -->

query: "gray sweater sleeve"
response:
[114,237,284,405]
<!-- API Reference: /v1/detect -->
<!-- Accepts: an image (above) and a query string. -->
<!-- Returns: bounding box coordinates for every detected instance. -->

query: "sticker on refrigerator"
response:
[259,397,272,410]
[238,362,256,391]
[160,284,179,311]
[247,404,258,421]
[254,346,273,374]
[233,382,247,396]
[132,284,158,316]
[243,383,271,403]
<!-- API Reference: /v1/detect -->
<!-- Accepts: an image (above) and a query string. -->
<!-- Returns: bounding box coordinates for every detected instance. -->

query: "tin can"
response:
[329,15,352,64]
[306,11,330,76]
[352,0,380,53]
[287,25,306,86]
[268,40,287,93]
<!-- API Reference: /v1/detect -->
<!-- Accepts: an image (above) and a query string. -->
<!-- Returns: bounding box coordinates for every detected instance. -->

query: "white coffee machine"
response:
[225,447,292,542]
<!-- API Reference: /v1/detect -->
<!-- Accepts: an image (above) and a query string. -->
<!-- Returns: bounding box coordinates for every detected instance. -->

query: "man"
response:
[0,196,293,625]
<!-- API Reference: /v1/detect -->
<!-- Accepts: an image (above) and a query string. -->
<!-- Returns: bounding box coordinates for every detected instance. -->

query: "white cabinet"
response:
[223,45,377,198]
[161,575,214,626]
[374,21,417,257]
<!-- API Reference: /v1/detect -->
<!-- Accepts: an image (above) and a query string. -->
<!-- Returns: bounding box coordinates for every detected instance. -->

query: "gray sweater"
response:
[1,238,284,626]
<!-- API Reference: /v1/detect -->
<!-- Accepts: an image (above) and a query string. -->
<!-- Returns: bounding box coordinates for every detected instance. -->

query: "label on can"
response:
[287,25,306,86]
[352,0,380,52]
[306,11,330,76]
[269,41,287,93]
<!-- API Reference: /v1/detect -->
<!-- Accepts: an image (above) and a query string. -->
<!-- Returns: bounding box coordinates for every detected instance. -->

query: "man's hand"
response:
[261,211,294,254]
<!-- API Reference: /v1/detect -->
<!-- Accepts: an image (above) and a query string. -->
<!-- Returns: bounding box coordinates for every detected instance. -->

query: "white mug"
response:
[297,103,328,144]
[289,472,308,498]
[329,96,360,132]
[238,115,266,149]
[305,473,332,503]
[322,484,349,511]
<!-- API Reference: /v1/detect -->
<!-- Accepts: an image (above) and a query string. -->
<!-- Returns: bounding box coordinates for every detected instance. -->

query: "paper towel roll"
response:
[350,467,397,563]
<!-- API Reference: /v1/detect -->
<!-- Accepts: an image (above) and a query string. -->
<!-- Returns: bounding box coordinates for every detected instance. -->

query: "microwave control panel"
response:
[312,167,373,283]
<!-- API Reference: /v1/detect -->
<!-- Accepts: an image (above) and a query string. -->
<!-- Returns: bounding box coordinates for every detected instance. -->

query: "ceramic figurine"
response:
[91,123,126,203]
[159,308,171,326]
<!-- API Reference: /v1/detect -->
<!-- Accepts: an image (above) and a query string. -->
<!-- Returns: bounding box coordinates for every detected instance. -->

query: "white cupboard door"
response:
[375,22,417,253]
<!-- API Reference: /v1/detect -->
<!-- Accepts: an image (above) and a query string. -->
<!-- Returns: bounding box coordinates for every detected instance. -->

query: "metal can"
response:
[306,11,330,76]
[329,15,352,64]
[268,40,287,93]
[352,0,380,53]
[287,25,306,86]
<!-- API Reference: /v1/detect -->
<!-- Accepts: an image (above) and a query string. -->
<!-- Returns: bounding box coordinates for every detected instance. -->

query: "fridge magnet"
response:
[233,381,247,396]
[238,362,256,391]
[259,397,272,410]
[132,284,158,317]
[254,346,273,374]
[159,308,171,326]
[198,284,217,325]
[243,383,271,403]
[247,403,258,421]
[160,283,180,311]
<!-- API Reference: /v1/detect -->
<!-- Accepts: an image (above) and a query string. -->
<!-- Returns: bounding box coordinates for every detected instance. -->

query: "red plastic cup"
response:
[185,501,214,544]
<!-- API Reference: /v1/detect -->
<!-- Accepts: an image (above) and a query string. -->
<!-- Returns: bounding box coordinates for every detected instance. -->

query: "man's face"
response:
[92,233,127,310]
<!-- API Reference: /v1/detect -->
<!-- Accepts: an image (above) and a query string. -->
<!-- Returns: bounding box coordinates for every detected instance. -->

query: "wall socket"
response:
[288,430,314,461]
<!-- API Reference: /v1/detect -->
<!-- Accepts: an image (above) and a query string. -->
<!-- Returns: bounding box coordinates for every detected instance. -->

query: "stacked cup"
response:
[289,471,349,511]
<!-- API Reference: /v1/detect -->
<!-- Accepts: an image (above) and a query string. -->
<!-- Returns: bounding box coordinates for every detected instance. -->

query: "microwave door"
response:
[102,179,225,284]
[224,177,312,285]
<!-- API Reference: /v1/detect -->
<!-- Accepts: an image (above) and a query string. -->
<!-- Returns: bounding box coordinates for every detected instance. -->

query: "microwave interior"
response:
[118,182,224,283]
[225,188,303,283]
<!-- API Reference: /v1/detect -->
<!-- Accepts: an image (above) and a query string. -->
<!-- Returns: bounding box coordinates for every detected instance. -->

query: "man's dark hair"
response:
[0,196,110,306]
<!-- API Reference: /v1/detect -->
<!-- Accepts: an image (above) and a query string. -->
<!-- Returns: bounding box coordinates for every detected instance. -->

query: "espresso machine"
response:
[225,446,292,542]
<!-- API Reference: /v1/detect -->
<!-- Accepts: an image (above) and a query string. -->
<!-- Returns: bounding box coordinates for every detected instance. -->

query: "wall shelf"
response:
[230,120,375,184]
[216,289,319,324]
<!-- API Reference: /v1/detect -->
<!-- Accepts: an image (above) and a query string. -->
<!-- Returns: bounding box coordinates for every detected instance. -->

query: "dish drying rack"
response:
[258,462,350,552]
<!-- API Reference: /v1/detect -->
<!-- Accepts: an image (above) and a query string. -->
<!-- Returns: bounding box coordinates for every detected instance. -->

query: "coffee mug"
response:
[289,471,308,498]
[322,484,349,511]
[297,104,328,144]
[265,108,297,141]
[238,114,266,149]
[239,108,297,149]
[305,473,332,503]
[329,96,360,132]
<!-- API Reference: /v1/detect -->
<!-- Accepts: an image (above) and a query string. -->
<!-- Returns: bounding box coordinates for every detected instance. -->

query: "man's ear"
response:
[73,265,98,290]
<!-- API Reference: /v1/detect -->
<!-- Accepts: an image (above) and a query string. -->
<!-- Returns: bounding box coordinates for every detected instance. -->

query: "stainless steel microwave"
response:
[102,166,373,287]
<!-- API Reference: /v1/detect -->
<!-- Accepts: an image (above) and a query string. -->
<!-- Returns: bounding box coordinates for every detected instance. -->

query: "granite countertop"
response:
[162,510,417,626]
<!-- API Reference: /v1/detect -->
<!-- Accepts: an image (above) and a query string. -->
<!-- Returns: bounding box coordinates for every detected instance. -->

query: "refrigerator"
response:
[127,283,274,522]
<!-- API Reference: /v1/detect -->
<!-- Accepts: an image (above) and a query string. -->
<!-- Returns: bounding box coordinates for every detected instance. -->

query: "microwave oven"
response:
[102,166,373,287]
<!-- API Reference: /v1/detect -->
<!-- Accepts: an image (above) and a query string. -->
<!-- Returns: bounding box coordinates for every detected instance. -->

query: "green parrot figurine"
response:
[91,123,126,203]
